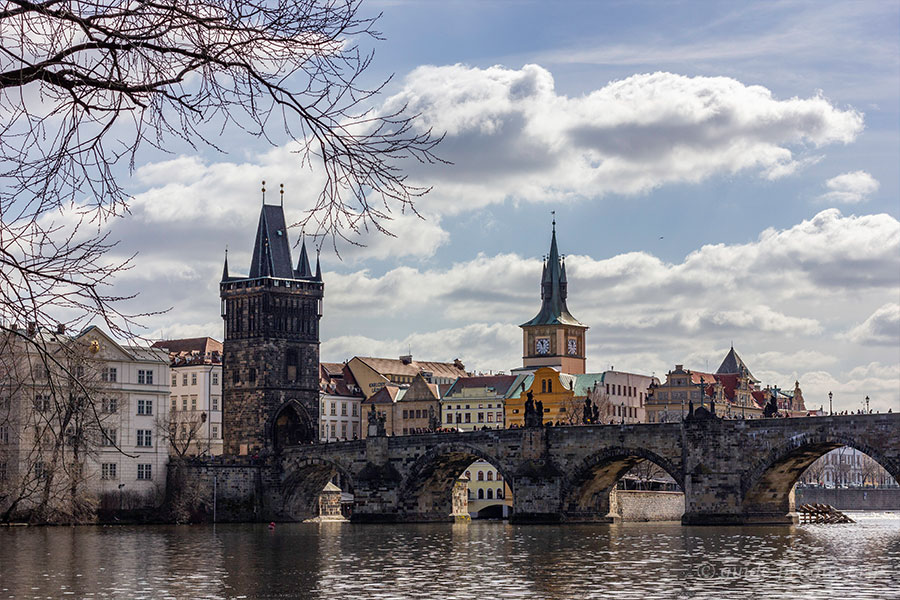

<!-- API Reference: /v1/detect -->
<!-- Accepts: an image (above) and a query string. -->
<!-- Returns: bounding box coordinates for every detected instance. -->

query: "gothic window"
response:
[286,348,299,382]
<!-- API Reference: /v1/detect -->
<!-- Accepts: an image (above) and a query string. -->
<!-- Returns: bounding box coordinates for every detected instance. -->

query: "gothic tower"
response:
[520,220,588,374]
[220,194,323,455]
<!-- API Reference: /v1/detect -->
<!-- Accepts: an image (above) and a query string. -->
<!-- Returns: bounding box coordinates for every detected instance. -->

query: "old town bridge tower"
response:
[220,193,323,455]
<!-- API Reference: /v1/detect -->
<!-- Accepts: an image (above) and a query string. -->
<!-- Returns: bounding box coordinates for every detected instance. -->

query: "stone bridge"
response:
[191,414,900,525]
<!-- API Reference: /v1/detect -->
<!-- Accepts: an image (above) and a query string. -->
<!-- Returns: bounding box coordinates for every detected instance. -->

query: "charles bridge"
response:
[176,413,899,525]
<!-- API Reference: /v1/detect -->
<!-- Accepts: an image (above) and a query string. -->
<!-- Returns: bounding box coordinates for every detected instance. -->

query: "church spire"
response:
[521,218,585,328]
[314,251,322,281]
[296,235,312,278]
[221,248,229,282]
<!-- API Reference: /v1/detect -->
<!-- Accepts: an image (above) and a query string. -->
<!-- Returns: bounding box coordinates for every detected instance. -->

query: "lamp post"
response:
[828,391,833,416]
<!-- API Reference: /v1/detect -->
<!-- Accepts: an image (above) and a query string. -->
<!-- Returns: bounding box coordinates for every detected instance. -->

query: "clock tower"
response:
[520,219,588,374]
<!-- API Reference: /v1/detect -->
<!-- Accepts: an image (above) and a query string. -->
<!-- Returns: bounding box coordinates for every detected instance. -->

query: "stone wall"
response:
[166,458,282,522]
[609,490,685,522]
[795,487,900,510]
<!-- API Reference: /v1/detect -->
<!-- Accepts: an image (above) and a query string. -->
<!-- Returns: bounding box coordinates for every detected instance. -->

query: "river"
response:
[1,513,898,599]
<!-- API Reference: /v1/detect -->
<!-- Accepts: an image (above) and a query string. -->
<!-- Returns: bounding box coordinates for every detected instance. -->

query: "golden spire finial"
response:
[261,180,266,204]
[280,183,284,206]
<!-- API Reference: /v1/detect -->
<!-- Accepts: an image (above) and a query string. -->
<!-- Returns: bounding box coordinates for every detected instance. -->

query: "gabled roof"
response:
[249,204,295,279]
[401,374,440,402]
[151,337,222,355]
[716,346,757,381]
[319,362,363,397]
[521,223,586,328]
[362,385,406,404]
[353,356,468,380]
[442,375,521,398]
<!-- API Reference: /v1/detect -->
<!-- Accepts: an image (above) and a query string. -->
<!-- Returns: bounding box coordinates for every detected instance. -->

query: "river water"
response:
[1,513,898,599]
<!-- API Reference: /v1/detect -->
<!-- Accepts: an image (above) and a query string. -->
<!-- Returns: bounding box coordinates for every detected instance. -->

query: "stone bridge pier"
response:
[265,413,900,526]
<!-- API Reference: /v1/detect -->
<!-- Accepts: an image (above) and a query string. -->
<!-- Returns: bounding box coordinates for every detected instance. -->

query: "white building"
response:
[151,338,223,456]
[440,374,526,431]
[598,370,658,424]
[319,362,365,441]
[0,325,170,518]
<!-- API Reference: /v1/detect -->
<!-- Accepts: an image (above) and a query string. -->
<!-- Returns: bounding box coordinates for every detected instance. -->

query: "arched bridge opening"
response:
[741,434,900,524]
[562,447,684,523]
[280,457,354,521]
[399,444,514,522]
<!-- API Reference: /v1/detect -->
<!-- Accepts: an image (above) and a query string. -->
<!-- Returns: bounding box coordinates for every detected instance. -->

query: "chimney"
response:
[453,358,465,371]
[56,323,66,334]
[675,364,683,371]
[400,354,412,365]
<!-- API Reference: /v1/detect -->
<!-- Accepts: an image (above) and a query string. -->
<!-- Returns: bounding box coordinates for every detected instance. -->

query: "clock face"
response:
[567,338,577,355]
[535,338,550,355]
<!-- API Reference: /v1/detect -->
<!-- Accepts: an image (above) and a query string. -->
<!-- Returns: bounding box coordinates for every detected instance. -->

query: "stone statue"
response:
[535,399,544,427]
[582,397,593,424]
[764,394,779,418]
[592,404,600,424]
[367,403,386,437]
[524,391,536,427]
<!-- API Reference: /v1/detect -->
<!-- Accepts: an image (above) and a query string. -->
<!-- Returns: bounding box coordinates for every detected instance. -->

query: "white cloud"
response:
[845,303,900,345]
[819,170,880,204]
[379,65,864,214]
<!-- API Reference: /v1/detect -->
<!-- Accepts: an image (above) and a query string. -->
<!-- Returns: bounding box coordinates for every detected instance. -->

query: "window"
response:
[487,489,493,500]
[341,423,347,439]
[212,371,219,386]
[0,425,8,444]
[330,422,336,438]
[477,471,484,481]
[330,403,336,416]
[548,380,552,393]
[211,425,219,439]
[478,488,484,499]
[34,462,46,479]
[232,369,239,384]
[211,396,220,411]
[477,413,484,423]
[402,409,408,419]
[487,471,493,481]
[497,488,504,499]
[190,395,198,410]
[352,403,358,417]
[496,412,503,422]
[181,396,188,411]
[75,366,85,378]
[146,370,153,384]
[541,380,546,393]
[101,428,117,447]
[286,349,299,382]
[497,472,503,481]
[33,394,50,412]
[136,429,152,447]
[446,414,453,423]
[415,409,422,419]
[191,373,198,385]
[103,397,118,413]
[101,463,118,480]
[456,414,461,424]
[248,368,256,383]
[171,396,177,411]
[137,398,153,415]
[487,413,493,423]
[465,413,471,423]
[341,403,347,416]
[138,369,153,385]
[102,367,117,383]
[137,464,152,480]
[183,374,188,386]
[172,373,177,386]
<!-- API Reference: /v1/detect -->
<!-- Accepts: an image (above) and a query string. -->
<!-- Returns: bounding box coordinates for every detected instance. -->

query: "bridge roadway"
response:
[193,413,899,525]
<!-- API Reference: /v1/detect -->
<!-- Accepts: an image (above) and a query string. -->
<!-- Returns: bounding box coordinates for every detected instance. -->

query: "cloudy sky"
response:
[98,1,898,412]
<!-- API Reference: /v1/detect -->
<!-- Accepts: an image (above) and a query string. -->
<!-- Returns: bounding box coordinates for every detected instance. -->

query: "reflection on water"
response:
[1,514,898,599]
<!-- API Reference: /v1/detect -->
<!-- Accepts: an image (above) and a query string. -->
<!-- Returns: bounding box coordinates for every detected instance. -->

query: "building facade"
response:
[464,459,513,518]
[799,447,899,488]
[220,201,324,455]
[152,337,223,456]
[0,326,170,519]
[319,362,364,442]
[440,375,525,431]
[520,221,588,375]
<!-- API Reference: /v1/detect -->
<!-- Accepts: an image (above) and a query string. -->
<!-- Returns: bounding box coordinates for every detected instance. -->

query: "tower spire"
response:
[221,247,229,281]
[296,233,312,278]
[314,248,322,281]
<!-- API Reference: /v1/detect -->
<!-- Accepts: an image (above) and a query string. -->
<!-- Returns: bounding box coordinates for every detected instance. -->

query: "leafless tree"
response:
[800,456,827,487]
[1,0,443,359]
[156,409,210,458]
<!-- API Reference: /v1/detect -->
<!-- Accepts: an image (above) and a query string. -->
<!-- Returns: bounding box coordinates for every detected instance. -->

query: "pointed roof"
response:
[221,249,230,282]
[249,204,294,279]
[296,237,312,278]
[716,346,757,381]
[521,222,586,328]
[314,254,322,281]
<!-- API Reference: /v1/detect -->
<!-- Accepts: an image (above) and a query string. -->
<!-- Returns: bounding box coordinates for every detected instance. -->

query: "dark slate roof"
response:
[249,204,294,279]
[296,237,312,278]
[716,346,757,381]
[521,224,586,328]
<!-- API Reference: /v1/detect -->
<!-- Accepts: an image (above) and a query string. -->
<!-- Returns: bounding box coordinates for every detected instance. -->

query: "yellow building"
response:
[464,459,513,519]
[519,221,588,375]
[505,367,605,427]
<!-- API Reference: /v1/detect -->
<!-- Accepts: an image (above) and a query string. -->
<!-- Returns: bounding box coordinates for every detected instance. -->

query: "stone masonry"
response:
[176,413,899,525]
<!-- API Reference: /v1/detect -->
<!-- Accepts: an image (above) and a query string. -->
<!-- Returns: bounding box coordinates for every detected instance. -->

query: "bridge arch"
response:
[280,456,354,521]
[399,442,514,520]
[562,446,684,521]
[741,432,900,521]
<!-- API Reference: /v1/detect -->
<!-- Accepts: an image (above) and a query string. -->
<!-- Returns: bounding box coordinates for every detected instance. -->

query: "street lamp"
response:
[828,391,833,416]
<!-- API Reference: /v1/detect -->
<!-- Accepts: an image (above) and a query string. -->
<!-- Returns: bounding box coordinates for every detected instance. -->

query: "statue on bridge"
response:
[764,393,779,418]
[367,404,386,437]
[583,397,593,424]
[524,391,544,428]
